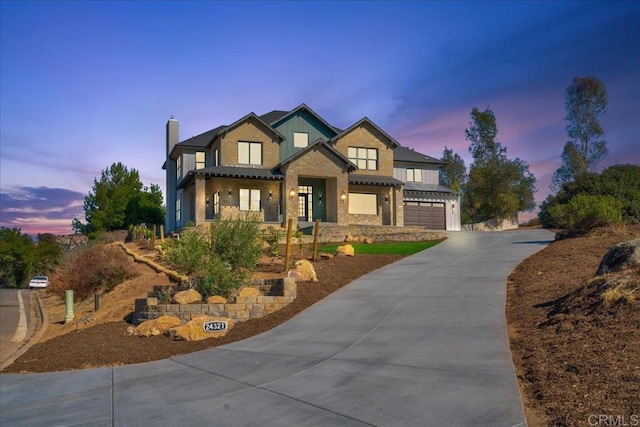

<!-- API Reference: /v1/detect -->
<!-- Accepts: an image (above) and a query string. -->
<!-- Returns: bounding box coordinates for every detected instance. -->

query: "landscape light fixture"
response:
[289,188,296,199]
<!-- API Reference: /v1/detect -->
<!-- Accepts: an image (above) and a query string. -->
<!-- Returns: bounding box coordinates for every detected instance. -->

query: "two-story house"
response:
[164,104,460,233]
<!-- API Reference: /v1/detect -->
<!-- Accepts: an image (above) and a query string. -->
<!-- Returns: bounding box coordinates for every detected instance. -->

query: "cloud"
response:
[0,186,85,235]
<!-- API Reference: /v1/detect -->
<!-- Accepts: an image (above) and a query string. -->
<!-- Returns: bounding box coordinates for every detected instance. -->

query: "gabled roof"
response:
[276,138,356,172]
[349,174,404,187]
[330,117,400,148]
[394,145,446,165]
[222,112,285,141]
[266,103,341,135]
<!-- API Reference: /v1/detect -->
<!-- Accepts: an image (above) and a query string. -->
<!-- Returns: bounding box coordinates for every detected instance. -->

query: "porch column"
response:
[195,176,206,226]
[394,186,404,226]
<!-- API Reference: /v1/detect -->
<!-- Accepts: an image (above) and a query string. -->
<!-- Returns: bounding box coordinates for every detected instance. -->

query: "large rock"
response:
[239,287,262,297]
[597,238,640,275]
[336,244,355,257]
[290,259,318,282]
[168,315,234,341]
[136,315,182,337]
[206,295,227,304]
[172,289,202,304]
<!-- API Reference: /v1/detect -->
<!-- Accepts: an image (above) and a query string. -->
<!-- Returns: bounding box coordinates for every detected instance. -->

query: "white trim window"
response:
[348,193,377,215]
[348,147,378,170]
[293,132,309,148]
[239,189,260,212]
[238,141,262,165]
[176,198,181,222]
[196,151,205,169]
[176,156,182,180]
[406,168,422,182]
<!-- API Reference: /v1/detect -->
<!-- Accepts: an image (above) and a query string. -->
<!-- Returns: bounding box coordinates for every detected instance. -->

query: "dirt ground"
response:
[2,241,403,374]
[507,224,640,427]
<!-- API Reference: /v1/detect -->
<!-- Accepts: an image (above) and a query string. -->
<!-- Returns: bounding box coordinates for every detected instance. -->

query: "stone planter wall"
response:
[134,277,296,325]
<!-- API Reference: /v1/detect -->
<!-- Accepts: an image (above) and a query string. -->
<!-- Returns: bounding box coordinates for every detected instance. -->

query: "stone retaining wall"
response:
[134,277,296,324]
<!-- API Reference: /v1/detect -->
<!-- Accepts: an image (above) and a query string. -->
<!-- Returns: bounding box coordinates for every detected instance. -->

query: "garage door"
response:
[404,202,446,230]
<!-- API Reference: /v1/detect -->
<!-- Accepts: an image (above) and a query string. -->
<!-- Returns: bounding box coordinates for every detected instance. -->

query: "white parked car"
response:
[29,276,49,289]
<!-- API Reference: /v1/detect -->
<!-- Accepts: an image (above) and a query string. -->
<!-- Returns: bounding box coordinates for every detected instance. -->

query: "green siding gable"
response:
[273,111,338,161]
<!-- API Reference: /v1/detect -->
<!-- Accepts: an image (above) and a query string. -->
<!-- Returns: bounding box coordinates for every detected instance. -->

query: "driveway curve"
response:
[0,229,553,427]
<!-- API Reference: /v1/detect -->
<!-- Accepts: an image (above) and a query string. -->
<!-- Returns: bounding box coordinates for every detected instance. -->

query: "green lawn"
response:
[319,240,442,255]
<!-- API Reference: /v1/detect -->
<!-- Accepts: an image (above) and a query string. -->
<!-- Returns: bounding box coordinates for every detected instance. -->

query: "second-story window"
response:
[238,141,262,165]
[176,156,182,180]
[294,132,309,148]
[196,152,205,169]
[406,168,422,182]
[348,147,378,171]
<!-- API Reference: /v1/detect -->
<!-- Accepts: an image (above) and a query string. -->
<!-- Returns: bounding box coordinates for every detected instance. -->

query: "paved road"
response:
[0,289,32,367]
[0,229,553,426]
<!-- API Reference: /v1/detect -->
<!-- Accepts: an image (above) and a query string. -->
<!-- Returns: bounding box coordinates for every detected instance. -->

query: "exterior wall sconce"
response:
[340,191,347,202]
[318,194,322,203]
[289,188,296,199]
[206,198,210,206]
[385,196,389,203]
[228,189,232,196]
[269,191,273,200]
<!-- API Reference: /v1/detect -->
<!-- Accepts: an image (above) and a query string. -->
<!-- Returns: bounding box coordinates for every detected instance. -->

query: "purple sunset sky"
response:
[1,1,638,235]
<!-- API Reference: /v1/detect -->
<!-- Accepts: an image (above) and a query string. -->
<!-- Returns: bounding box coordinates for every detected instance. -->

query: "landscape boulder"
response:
[136,315,182,337]
[168,315,234,341]
[290,259,318,282]
[239,287,262,297]
[597,238,640,275]
[336,244,355,257]
[172,289,202,304]
[206,295,227,304]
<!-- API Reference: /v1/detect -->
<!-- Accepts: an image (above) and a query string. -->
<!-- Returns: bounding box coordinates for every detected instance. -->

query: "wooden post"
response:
[151,224,157,247]
[283,218,293,272]
[312,219,320,260]
[160,224,165,242]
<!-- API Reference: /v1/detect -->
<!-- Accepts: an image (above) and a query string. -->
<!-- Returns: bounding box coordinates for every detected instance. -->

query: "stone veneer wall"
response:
[134,277,296,325]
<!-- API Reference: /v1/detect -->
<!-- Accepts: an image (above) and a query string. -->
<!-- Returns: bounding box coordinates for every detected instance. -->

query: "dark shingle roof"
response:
[177,125,227,149]
[259,110,290,125]
[394,146,446,165]
[349,174,404,187]
[403,182,459,195]
[177,166,284,189]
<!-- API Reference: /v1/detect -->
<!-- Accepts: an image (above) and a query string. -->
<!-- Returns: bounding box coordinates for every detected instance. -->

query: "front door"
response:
[297,185,313,222]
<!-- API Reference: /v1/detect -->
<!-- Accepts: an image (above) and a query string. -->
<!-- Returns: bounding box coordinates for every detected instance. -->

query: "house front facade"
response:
[164,104,460,233]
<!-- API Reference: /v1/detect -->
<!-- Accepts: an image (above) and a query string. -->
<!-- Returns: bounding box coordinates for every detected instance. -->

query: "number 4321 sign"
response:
[203,321,228,332]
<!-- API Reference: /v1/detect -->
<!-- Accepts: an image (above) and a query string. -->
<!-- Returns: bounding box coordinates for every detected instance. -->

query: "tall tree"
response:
[77,162,165,234]
[463,107,536,223]
[0,228,34,288]
[440,147,466,192]
[552,76,608,189]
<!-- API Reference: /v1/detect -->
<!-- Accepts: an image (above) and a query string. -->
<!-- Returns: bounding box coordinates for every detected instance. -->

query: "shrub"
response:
[547,194,623,235]
[161,228,209,275]
[261,226,281,262]
[162,217,262,299]
[50,245,138,300]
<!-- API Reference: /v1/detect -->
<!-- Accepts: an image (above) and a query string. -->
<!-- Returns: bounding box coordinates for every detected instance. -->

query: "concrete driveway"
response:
[0,229,553,426]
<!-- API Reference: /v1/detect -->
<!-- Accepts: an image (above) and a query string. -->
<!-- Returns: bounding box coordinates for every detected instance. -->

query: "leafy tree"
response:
[0,228,34,288]
[539,164,640,227]
[0,230,63,288]
[76,163,165,234]
[440,147,466,192]
[552,76,608,189]
[463,107,536,223]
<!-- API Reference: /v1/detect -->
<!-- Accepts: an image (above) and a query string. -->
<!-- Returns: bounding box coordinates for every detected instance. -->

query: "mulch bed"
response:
[507,225,640,427]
